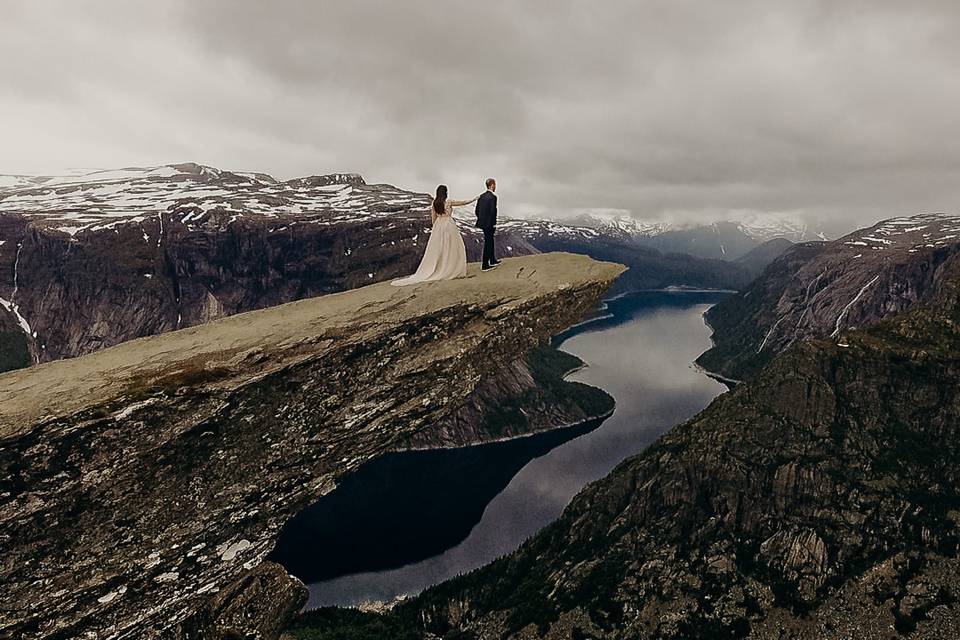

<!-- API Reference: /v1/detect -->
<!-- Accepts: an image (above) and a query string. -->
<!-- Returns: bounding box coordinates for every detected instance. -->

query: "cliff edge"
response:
[0,253,625,639]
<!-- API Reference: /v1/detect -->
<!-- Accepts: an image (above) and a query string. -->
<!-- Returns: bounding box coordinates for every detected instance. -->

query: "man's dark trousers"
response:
[482,227,496,268]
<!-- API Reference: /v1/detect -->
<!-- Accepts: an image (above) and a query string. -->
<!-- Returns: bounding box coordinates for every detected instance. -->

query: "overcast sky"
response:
[3,1,959,230]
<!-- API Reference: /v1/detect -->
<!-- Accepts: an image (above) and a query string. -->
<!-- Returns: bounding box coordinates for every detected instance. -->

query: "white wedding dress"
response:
[392,199,471,286]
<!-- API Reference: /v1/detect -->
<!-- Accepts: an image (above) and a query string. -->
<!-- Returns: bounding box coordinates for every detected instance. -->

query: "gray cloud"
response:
[3,1,960,232]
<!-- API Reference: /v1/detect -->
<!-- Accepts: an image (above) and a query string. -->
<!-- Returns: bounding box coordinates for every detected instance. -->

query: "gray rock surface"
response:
[178,562,308,640]
[0,253,624,639]
[397,346,612,450]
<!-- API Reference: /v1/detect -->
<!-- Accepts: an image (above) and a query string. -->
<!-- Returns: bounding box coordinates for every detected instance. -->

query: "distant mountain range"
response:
[507,212,827,261]
[567,210,824,243]
[0,163,797,372]
[0,164,824,259]
[0,163,428,235]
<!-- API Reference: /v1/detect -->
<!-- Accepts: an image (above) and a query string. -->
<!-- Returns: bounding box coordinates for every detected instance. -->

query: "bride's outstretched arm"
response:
[447,195,479,207]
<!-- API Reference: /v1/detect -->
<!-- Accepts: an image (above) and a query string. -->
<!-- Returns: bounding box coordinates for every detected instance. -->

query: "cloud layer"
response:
[3,1,960,230]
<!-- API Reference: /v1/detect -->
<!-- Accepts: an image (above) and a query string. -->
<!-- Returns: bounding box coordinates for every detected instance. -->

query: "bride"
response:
[392,184,478,286]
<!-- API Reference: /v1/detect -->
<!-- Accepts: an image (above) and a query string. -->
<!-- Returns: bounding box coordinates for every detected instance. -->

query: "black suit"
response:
[475,190,498,268]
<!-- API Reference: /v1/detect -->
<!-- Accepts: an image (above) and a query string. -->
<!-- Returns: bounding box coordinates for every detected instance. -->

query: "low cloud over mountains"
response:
[3,2,960,231]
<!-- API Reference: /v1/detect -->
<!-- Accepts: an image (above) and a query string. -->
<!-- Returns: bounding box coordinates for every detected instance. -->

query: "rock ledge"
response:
[0,252,624,639]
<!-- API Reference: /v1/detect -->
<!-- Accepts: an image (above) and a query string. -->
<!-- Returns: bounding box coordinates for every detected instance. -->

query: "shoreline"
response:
[636,286,739,293]
[395,353,615,453]
[296,351,616,613]
[559,286,737,341]
[693,305,744,387]
[691,361,743,387]
[688,306,743,387]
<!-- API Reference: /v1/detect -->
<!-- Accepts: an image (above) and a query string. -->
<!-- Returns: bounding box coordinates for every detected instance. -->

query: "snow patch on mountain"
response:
[735,213,821,242]
[840,213,960,251]
[0,297,33,337]
[0,164,427,235]
[560,211,824,243]
[0,163,833,255]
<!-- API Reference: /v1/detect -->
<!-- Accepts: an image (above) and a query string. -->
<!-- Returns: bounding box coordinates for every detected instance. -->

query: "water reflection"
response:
[268,416,603,583]
[273,291,730,608]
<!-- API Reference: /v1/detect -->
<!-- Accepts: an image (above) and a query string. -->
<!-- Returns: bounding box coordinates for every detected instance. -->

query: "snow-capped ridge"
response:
[839,212,960,252]
[1,162,829,255]
[284,173,366,188]
[562,212,822,243]
[0,164,410,237]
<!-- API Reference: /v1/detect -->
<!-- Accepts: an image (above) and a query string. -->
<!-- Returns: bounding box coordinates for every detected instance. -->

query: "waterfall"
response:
[12,241,22,300]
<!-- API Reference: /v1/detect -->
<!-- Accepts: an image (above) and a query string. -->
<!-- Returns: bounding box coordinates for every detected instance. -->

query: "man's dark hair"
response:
[485,177,496,188]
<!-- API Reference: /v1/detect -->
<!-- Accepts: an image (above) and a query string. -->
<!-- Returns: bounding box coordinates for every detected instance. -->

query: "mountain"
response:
[298,217,960,639]
[0,163,539,372]
[396,344,614,450]
[500,214,819,288]
[0,163,788,374]
[0,301,30,372]
[734,238,795,279]
[563,214,671,239]
[636,221,766,260]
[0,253,625,639]
[697,213,960,381]
[449,211,785,286]
[505,219,755,293]
[549,212,826,261]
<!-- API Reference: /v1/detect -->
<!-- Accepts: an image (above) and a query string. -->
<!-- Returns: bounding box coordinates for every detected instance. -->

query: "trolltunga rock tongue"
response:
[0,252,624,639]
[0,163,542,370]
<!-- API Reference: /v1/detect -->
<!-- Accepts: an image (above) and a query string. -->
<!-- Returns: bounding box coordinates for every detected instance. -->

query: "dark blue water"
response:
[271,291,731,608]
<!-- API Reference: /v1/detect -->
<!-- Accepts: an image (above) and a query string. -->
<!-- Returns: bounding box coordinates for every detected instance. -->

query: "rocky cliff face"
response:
[0,301,29,372]
[0,164,538,371]
[0,253,624,640]
[302,231,960,639]
[396,345,613,450]
[697,213,960,381]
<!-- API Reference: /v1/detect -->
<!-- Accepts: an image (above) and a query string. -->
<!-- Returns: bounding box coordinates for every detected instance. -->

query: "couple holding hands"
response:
[392,178,500,287]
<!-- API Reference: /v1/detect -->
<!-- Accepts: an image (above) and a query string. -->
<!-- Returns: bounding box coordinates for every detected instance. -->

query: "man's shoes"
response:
[490,259,502,265]
[481,263,500,272]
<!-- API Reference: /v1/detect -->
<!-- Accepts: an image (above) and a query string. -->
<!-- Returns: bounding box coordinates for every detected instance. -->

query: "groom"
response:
[476,177,500,271]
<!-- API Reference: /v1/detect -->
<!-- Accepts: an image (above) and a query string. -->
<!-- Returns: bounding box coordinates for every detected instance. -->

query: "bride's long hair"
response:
[433,184,448,216]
